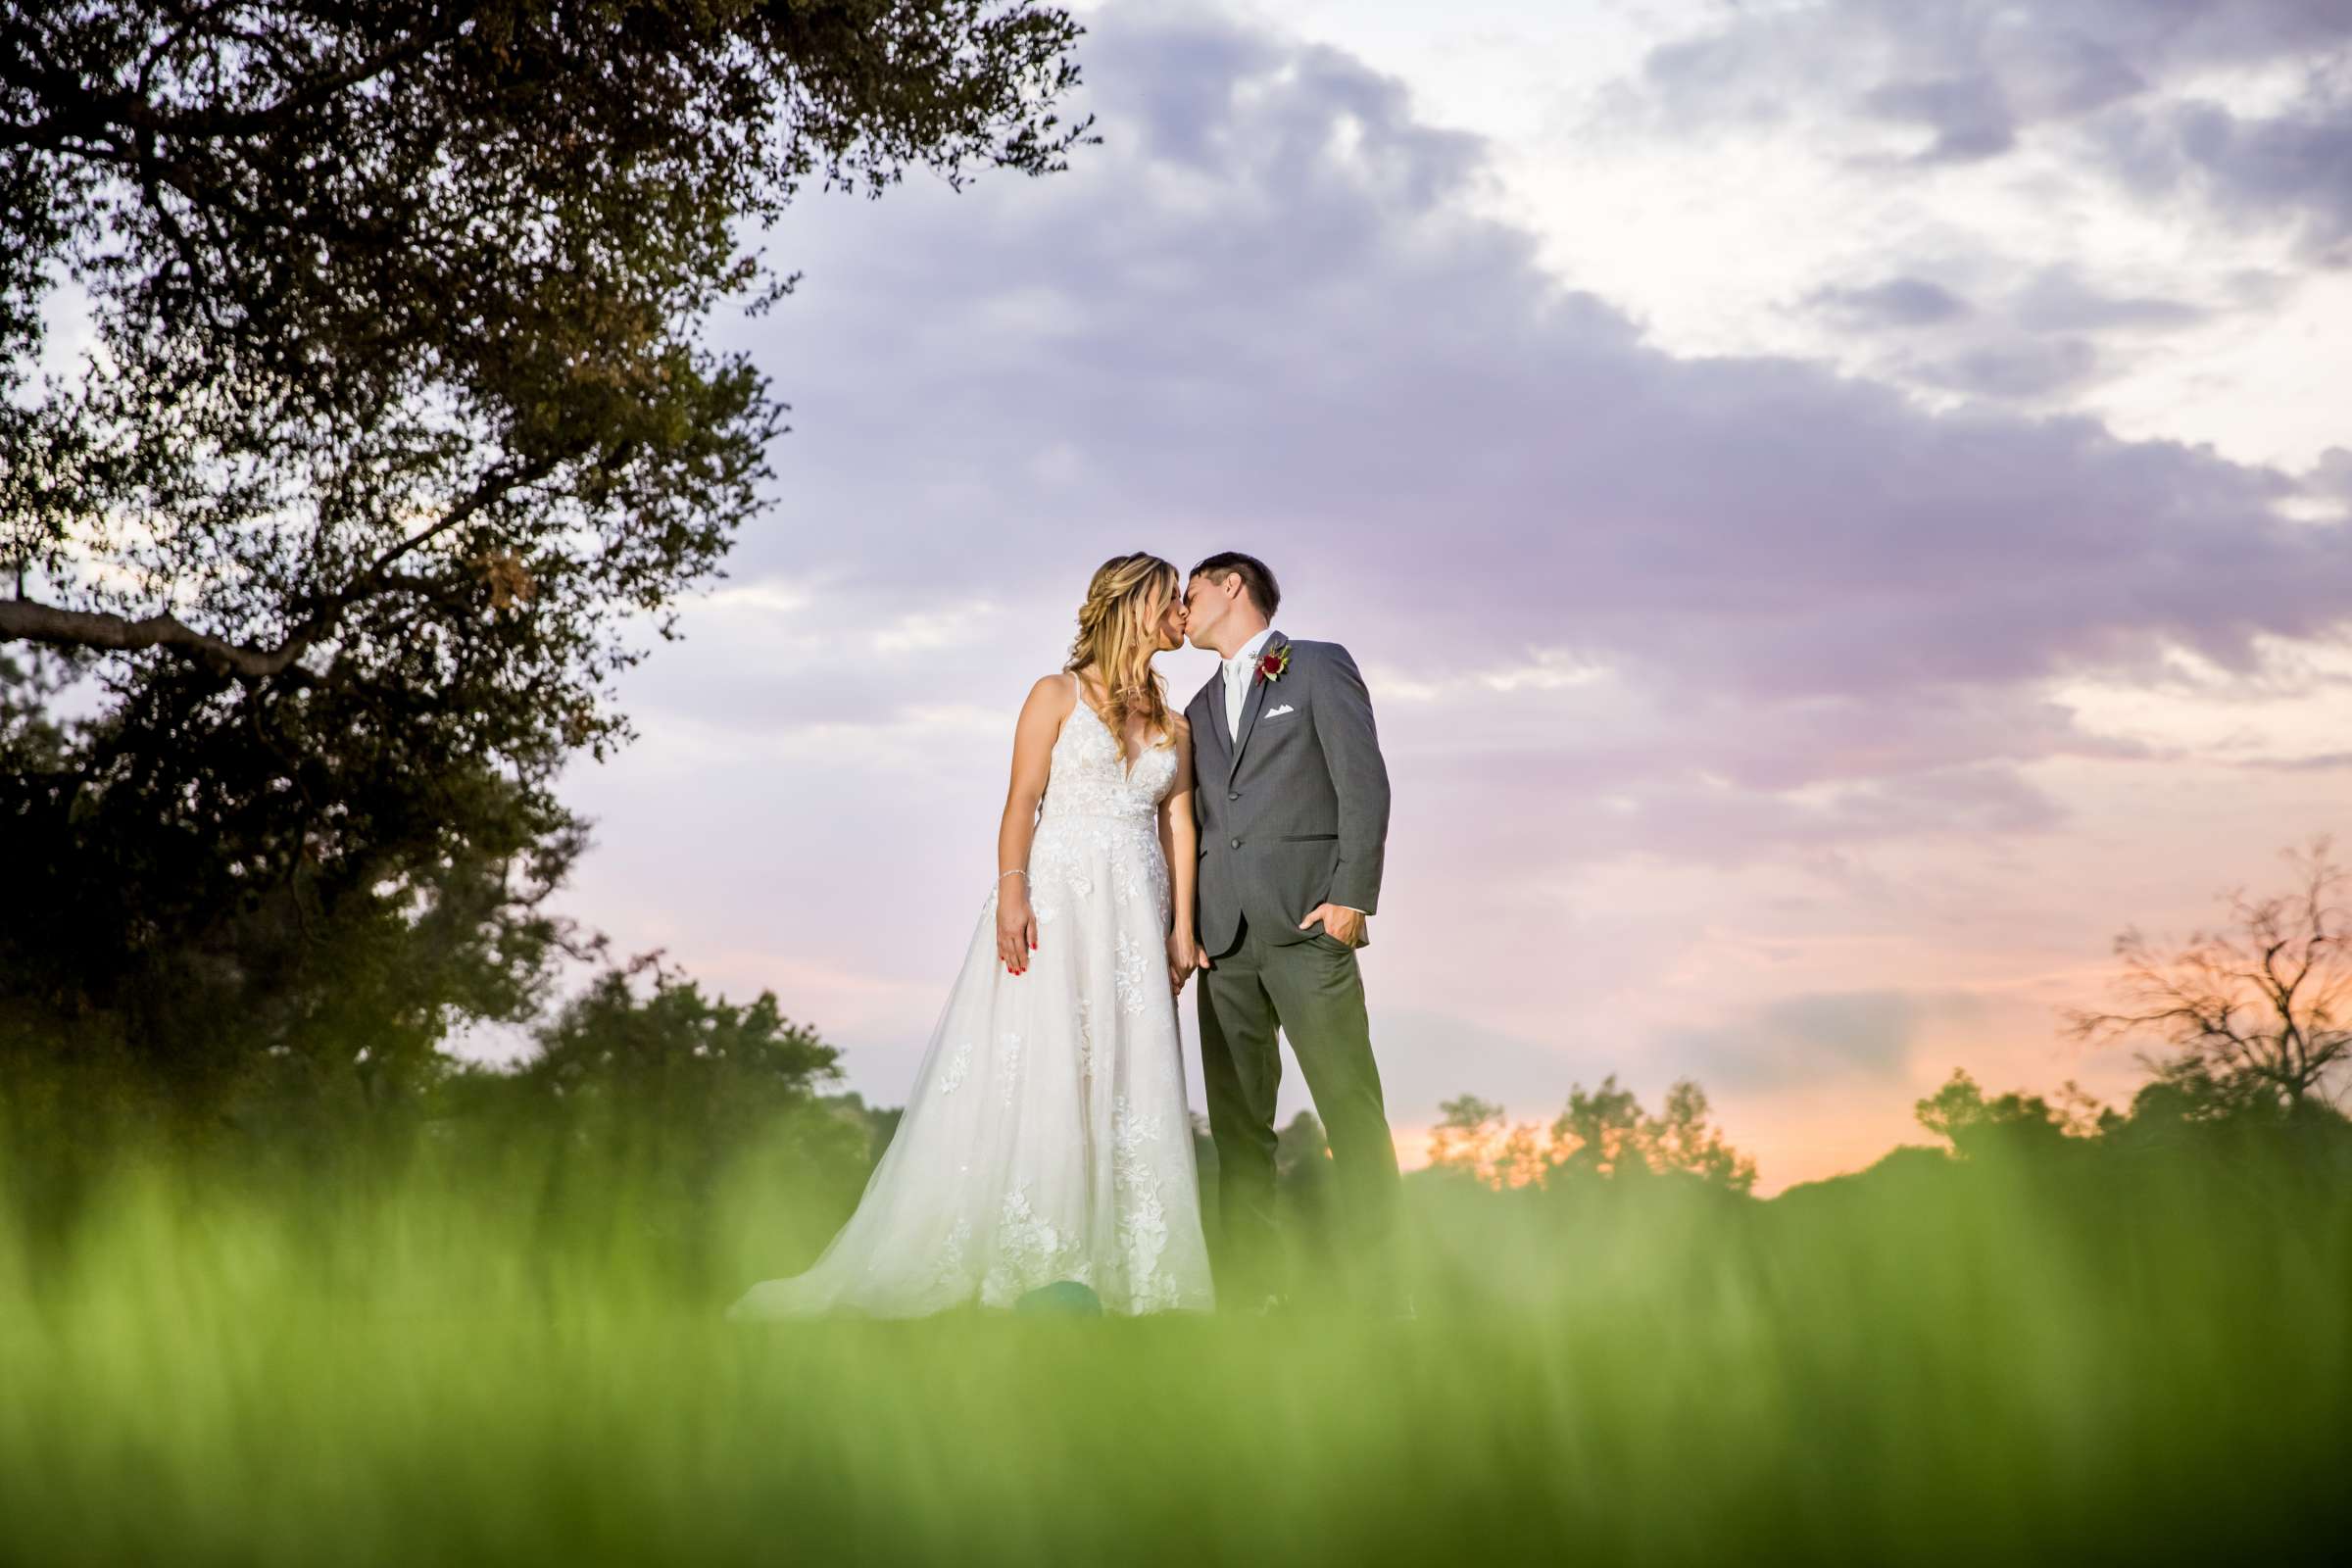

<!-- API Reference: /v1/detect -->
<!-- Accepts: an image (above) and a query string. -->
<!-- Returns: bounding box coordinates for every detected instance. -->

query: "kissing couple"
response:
[727,551,1403,1319]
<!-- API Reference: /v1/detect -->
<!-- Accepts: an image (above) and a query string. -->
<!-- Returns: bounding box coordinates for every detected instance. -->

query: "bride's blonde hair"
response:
[1066,552,1179,754]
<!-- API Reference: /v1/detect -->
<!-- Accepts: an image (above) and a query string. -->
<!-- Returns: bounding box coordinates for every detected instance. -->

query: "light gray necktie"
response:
[1223,653,1250,743]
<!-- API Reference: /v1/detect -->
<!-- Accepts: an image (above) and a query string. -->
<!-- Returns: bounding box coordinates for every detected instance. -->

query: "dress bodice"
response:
[1037,681,1180,827]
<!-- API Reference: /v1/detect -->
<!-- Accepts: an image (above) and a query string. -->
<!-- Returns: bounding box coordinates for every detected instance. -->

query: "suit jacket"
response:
[1187,631,1391,956]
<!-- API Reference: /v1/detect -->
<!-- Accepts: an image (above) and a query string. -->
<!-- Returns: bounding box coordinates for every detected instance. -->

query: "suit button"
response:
[1230,837,1242,849]
[1227,791,1239,801]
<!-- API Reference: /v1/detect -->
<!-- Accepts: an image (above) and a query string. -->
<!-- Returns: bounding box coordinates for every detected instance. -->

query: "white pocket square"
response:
[1264,704,1296,717]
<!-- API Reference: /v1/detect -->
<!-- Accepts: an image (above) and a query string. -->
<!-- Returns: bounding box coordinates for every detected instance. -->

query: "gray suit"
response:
[1187,630,1400,1304]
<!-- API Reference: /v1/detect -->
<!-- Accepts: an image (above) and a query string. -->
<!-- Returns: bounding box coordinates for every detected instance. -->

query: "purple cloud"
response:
[1807,276,1978,328]
[645,1,2350,815]
[2100,87,2352,263]
[529,4,2351,1143]
[1628,0,2352,246]
[1860,74,2018,163]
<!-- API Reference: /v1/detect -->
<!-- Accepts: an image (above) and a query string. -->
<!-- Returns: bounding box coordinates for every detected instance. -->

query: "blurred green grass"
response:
[1,1111,2343,1565]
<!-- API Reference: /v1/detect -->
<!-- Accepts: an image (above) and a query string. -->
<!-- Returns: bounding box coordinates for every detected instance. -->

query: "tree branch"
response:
[0,446,560,679]
[0,596,309,677]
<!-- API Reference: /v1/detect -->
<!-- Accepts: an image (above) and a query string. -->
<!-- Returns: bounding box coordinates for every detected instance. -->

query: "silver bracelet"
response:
[998,869,1027,882]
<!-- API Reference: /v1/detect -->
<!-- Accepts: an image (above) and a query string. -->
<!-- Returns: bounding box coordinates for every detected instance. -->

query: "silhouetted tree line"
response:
[1423,1075,1758,1195]
[1424,838,2348,1185]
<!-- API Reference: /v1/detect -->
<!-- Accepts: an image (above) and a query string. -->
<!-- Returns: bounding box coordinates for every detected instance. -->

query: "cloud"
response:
[660,0,2352,843]
[2007,267,2210,333]
[1807,276,1977,327]
[2239,751,2352,772]
[2099,86,2352,263]
[1800,266,2211,405]
[1610,0,2352,418]
[2308,447,2352,507]
[1861,73,2017,164]
[1661,989,1990,1091]
[1911,334,2106,398]
[1625,0,2352,233]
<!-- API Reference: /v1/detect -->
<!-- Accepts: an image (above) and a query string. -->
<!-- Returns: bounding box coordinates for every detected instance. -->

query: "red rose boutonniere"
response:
[1255,644,1291,685]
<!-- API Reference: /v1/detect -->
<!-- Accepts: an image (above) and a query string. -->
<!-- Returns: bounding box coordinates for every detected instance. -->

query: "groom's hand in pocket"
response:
[1300,904,1365,947]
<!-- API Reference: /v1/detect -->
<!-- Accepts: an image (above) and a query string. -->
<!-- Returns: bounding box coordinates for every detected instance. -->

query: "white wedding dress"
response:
[726,672,1216,1318]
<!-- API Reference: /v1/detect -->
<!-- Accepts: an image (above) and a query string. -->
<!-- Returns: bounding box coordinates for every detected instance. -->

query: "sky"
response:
[494,0,2352,1193]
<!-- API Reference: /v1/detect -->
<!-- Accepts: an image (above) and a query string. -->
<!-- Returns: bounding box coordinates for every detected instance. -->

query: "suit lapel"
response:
[1189,681,1226,770]
[1227,630,1287,784]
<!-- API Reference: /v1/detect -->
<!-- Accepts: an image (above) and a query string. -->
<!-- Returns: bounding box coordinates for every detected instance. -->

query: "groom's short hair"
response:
[1190,552,1281,618]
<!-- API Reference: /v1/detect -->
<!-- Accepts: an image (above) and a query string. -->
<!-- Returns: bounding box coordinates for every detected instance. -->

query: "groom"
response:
[1181,552,1403,1313]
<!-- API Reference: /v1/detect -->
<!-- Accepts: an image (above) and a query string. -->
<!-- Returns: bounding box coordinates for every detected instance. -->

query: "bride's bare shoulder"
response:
[1021,670,1080,724]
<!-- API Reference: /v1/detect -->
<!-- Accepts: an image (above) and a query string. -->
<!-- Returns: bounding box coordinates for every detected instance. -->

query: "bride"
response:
[726,553,1217,1318]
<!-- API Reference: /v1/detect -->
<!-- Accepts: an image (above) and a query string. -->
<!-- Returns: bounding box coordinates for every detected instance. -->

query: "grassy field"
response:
[1,1118,2343,1565]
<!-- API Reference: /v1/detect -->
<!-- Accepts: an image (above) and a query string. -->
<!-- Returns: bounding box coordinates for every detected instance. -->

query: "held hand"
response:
[997,885,1039,974]
[1299,903,1366,948]
[1165,930,1198,996]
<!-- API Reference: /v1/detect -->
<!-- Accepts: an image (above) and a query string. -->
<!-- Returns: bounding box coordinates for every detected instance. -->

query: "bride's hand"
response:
[1166,930,1198,995]
[997,883,1038,975]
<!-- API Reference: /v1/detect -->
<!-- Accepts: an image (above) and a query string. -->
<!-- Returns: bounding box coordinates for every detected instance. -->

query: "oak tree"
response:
[0,1,1094,1106]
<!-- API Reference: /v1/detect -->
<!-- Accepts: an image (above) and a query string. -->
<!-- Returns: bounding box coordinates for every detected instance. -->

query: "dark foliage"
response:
[0,1,1095,1111]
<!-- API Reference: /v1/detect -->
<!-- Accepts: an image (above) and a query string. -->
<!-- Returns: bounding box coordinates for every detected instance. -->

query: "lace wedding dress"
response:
[726,672,1216,1319]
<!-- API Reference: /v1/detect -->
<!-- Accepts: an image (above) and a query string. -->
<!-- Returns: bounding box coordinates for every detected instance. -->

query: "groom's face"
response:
[1181,573,1224,650]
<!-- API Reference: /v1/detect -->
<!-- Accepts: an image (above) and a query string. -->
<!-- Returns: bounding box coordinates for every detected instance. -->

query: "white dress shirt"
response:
[1219,625,1361,921]
[1220,624,1277,744]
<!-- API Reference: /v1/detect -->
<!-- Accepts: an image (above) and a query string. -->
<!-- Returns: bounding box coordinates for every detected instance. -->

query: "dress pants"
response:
[1197,907,1402,1305]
